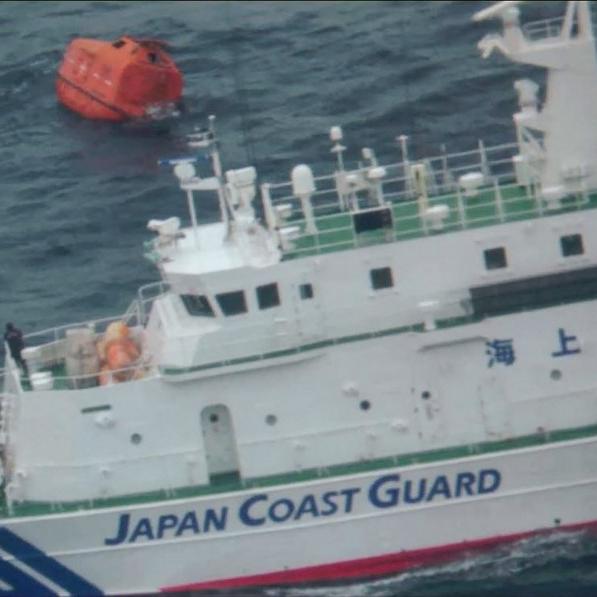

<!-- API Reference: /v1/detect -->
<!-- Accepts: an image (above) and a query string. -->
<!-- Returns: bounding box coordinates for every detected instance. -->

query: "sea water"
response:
[0,1,596,595]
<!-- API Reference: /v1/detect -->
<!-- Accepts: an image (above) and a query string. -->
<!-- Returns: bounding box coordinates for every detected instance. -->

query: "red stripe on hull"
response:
[162,519,597,593]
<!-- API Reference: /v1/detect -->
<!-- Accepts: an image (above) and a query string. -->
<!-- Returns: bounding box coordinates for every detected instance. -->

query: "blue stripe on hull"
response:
[0,528,103,596]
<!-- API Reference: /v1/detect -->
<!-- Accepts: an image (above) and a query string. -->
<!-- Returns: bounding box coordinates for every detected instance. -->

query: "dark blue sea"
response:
[1,1,597,595]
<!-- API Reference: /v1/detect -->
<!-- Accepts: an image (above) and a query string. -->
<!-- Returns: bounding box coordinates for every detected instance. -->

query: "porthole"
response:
[131,433,142,445]
[359,400,371,411]
[550,369,562,381]
[266,414,277,426]
[421,391,431,400]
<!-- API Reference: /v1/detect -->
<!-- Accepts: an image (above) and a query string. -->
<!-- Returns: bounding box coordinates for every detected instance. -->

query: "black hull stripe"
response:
[56,73,132,119]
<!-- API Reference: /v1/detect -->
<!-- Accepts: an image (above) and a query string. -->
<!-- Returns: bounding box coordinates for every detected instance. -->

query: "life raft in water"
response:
[56,36,183,121]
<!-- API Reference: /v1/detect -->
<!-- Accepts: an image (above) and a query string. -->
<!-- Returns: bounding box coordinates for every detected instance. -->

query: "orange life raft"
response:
[56,36,183,121]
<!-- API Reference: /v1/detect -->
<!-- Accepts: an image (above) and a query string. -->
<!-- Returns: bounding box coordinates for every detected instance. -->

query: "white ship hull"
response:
[2,435,596,595]
[3,2,597,595]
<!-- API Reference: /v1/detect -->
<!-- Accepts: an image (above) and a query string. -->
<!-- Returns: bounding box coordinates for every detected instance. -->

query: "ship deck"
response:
[263,142,597,260]
[283,183,595,260]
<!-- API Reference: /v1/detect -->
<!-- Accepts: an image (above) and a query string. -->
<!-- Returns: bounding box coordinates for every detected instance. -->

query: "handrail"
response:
[23,281,169,347]
[33,363,158,390]
[522,15,565,41]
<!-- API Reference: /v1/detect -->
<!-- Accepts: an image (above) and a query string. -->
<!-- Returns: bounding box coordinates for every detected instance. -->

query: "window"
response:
[560,233,584,257]
[256,283,280,310]
[181,295,215,317]
[216,290,247,316]
[299,283,314,300]
[370,266,394,290]
[484,247,507,270]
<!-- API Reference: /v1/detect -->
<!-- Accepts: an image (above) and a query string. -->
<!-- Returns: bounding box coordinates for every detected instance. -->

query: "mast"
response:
[475,1,597,206]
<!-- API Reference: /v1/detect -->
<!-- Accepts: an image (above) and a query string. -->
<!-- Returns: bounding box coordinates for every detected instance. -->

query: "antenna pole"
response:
[186,189,199,246]
[208,115,231,230]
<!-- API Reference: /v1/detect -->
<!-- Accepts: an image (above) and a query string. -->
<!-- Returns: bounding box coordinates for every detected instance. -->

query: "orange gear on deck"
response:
[56,36,183,121]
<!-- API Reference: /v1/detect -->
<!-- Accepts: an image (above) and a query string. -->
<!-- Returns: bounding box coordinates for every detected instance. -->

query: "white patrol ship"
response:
[2,1,597,594]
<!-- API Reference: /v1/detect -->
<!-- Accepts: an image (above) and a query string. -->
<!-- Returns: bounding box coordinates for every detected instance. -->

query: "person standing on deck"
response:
[4,323,28,377]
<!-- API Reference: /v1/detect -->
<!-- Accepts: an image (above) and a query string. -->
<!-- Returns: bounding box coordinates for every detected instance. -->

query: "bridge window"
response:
[484,247,507,270]
[370,266,394,290]
[181,294,215,317]
[256,283,280,310]
[216,290,247,316]
[560,233,584,257]
[299,283,314,300]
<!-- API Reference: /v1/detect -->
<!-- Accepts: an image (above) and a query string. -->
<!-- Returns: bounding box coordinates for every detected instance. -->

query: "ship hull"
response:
[1,434,596,595]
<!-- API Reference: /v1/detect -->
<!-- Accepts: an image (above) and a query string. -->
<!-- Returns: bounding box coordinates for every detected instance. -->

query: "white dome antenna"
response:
[174,162,196,182]
[473,1,522,22]
[330,125,347,172]
[292,164,317,234]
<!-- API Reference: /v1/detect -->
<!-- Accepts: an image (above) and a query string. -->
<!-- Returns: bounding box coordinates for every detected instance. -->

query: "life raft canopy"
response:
[56,34,183,121]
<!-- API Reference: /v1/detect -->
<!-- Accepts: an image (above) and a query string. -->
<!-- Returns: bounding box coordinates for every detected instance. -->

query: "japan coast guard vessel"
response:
[2,1,597,594]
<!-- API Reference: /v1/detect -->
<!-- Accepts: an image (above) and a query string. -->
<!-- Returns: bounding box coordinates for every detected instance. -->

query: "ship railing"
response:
[24,313,139,349]
[13,281,170,391]
[136,280,170,325]
[522,16,565,41]
[25,361,154,392]
[20,312,147,386]
[522,11,597,42]
[23,282,170,352]
[265,141,519,226]
[262,141,575,257]
[0,354,21,449]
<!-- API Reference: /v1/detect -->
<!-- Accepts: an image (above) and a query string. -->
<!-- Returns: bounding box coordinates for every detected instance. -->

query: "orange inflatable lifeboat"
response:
[56,36,183,121]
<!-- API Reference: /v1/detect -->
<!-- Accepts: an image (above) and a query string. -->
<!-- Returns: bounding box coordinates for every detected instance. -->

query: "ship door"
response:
[478,375,511,439]
[292,270,324,344]
[200,405,240,481]
[414,339,486,444]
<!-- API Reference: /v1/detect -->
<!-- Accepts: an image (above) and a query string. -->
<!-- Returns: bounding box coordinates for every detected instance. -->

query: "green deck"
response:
[282,183,595,259]
[3,421,597,519]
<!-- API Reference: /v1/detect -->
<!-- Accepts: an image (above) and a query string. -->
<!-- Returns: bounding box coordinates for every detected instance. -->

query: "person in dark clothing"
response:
[4,323,28,377]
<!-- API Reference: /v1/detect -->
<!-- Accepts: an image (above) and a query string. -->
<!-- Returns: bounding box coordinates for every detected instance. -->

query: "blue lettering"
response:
[340,487,361,512]
[320,491,339,516]
[176,511,200,537]
[426,475,452,502]
[128,518,154,543]
[105,514,130,546]
[204,507,228,532]
[157,514,178,539]
[403,479,426,504]
[455,472,476,497]
[294,495,319,520]
[269,498,294,523]
[239,494,268,527]
[478,469,501,494]
[369,474,400,508]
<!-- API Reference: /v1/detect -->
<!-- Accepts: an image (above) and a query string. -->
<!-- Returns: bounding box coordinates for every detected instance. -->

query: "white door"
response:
[292,269,325,345]
[478,375,511,439]
[200,405,240,478]
[414,338,487,445]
